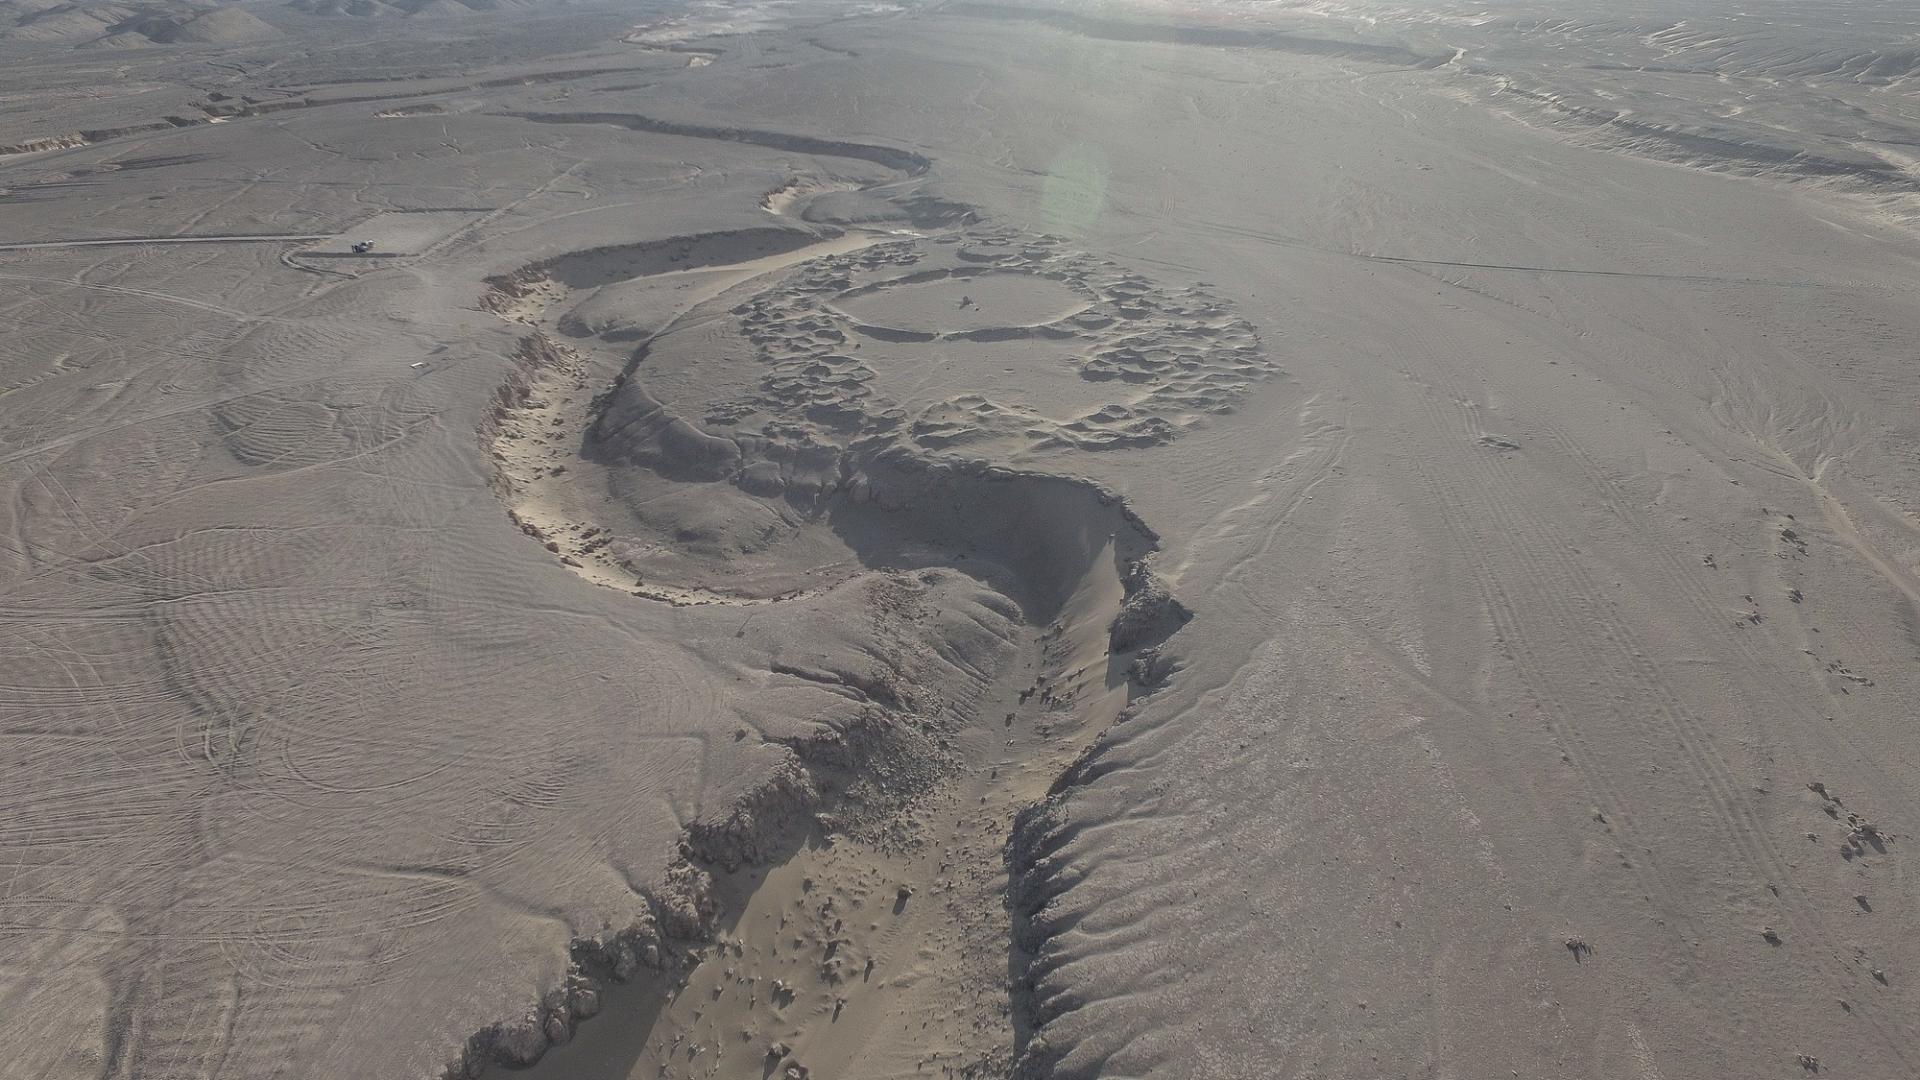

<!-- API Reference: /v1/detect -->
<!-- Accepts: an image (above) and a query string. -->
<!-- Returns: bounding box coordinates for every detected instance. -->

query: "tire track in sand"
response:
[1407,350,1917,1068]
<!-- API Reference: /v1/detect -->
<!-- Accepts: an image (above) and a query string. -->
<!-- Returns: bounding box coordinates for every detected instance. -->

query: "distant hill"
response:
[283,0,546,17]
[0,0,279,46]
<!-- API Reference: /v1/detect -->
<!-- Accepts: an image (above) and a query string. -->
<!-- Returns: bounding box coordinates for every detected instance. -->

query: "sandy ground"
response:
[7,1,1920,1078]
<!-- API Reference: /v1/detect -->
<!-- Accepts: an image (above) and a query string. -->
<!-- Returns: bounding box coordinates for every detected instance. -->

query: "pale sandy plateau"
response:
[6,1,1920,1079]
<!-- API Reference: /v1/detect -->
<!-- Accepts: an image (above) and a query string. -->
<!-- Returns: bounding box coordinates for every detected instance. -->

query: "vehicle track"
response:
[0,235,329,252]
[1408,347,1918,1067]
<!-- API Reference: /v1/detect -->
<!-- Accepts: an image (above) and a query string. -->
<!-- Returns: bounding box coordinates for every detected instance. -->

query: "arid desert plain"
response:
[7,0,1920,1077]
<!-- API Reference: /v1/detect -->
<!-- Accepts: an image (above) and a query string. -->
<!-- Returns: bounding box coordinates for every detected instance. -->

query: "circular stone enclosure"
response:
[832,269,1091,337]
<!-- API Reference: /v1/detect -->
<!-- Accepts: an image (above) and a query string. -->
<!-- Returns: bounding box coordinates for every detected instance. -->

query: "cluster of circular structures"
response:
[708,229,1275,459]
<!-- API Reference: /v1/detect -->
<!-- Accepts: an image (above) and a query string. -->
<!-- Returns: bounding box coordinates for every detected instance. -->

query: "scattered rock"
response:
[488,1015,549,1067]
